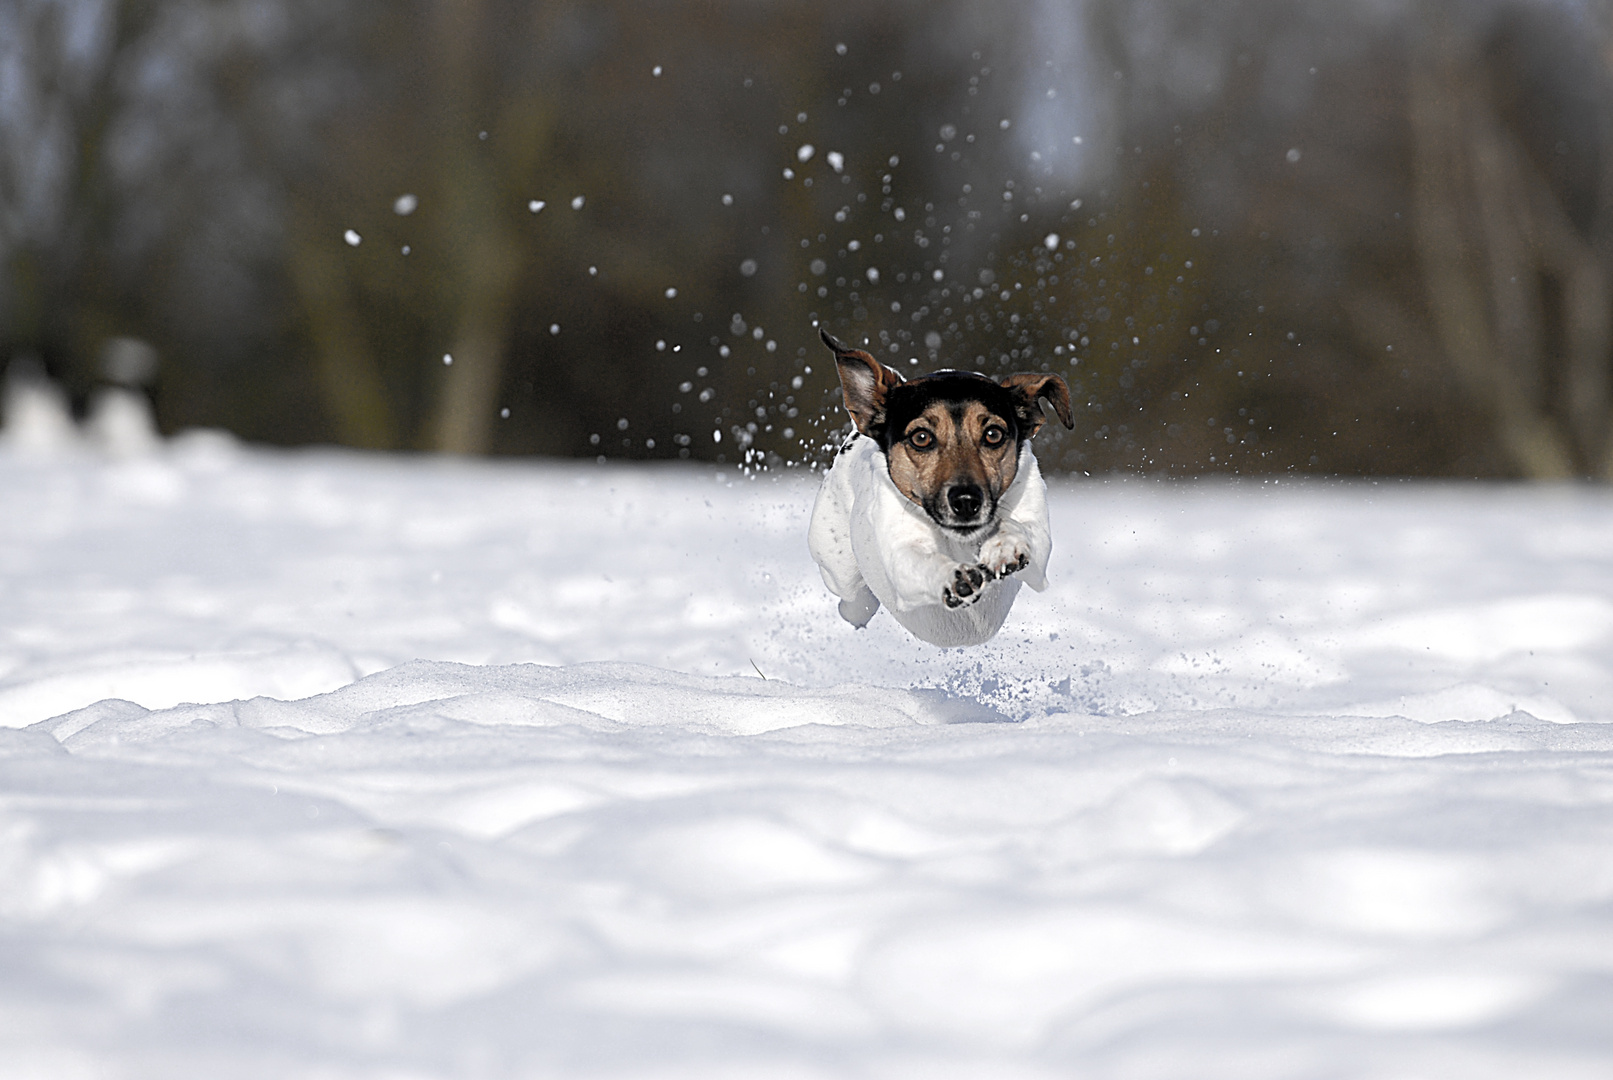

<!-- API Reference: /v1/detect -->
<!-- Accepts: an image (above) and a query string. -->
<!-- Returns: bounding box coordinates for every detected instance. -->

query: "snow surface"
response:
[4,432,1613,1078]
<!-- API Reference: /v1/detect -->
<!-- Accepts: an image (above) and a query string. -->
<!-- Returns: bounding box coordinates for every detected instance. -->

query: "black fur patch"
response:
[873,371,1024,450]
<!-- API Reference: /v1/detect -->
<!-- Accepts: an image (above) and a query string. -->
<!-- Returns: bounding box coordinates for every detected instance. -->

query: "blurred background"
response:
[3,0,1612,477]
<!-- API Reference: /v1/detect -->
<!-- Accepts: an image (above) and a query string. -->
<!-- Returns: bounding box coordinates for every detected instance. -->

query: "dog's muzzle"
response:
[932,483,991,533]
[947,484,984,520]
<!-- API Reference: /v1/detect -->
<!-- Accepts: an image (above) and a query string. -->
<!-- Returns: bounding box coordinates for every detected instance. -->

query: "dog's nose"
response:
[947,484,984,520]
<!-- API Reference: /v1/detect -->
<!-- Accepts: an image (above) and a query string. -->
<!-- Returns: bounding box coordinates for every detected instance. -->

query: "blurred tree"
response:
[1407,8,1612,477]
[1074,0,1613,477]
[5,0,1612,479]
[1,0,130,396]
[275,0,555,453]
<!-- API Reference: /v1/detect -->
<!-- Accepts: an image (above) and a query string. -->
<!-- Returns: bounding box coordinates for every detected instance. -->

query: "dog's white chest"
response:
[807,436,1052,647]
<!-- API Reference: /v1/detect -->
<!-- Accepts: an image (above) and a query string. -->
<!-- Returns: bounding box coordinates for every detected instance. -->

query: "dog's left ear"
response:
[821,328,904,435]
[1000,372,1075,437]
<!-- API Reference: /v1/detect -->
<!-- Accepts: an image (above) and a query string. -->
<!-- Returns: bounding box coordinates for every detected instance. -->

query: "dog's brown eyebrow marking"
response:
[903,403,1007,439]
[902,410,944,438]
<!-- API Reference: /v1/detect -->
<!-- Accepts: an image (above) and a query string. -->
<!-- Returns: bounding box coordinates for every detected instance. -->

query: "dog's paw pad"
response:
[943,564,989,608]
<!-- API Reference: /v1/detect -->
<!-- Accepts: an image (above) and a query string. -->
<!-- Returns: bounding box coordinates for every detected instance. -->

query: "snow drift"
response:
[3,436,1613,1078]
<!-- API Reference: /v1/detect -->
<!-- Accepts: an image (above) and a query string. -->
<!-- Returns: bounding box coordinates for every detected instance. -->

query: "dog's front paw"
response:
[942,563,990,608]
[978,533,1031,580]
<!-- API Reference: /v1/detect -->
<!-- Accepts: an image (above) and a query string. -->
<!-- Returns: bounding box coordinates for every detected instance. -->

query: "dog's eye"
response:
[982,425,1006,446]
[908,429,934,449]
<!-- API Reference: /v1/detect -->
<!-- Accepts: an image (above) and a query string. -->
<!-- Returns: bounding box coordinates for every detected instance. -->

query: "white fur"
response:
[807,434,1053,647]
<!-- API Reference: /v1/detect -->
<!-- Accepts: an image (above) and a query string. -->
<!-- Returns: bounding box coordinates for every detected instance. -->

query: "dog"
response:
[808,329,1074,647]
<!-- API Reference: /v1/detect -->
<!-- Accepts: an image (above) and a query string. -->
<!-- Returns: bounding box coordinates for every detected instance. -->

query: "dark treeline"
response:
[3,0,1612,476]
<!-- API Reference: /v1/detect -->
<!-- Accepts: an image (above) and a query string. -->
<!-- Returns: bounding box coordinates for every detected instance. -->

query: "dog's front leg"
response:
[977,520,1033,581]
[877,538,991,611]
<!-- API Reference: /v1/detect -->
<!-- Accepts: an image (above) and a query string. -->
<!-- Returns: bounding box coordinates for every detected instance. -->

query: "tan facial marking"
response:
[887,402,1019,525]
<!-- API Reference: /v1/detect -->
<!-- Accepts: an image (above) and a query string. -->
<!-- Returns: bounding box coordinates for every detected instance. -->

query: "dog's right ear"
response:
[821,328,903,435]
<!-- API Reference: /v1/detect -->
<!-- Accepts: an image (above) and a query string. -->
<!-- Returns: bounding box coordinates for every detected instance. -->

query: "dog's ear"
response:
[999,372,1075,437]
[821,328,903,435]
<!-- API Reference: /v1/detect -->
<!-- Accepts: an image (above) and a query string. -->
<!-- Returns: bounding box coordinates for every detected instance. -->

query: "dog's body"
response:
[810,432,1053,646]
[807,330,1073,648]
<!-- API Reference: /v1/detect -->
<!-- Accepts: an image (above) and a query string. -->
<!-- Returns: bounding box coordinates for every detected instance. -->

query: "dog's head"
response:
[821,328,1074,537]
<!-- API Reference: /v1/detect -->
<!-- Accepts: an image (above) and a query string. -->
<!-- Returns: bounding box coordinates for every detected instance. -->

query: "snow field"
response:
[3,435,1613,1077]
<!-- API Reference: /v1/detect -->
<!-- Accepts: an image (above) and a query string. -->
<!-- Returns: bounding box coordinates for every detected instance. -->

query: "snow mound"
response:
[40,659,1002,746]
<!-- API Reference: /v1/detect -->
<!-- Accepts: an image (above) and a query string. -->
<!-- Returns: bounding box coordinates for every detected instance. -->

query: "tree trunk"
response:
[286,230,397,449]
[1407,23,1580,478]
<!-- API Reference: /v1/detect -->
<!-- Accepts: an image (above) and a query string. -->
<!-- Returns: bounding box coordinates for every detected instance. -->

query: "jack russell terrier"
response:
[808,329,1074,647]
